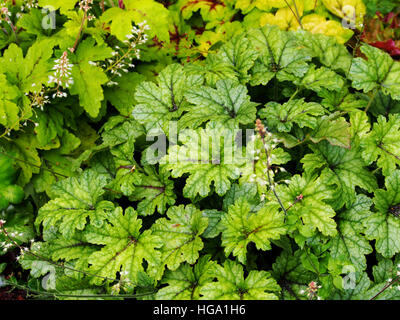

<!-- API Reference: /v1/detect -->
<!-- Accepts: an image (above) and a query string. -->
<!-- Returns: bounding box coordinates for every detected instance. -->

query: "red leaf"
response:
[371,39,400,57]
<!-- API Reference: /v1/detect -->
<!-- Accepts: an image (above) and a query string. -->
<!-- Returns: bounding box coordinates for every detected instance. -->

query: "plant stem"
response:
[259,133,288,217]
[364,89,378,113]
[283,0,303,29]
[287,88,299,104]
[70,13,87,53]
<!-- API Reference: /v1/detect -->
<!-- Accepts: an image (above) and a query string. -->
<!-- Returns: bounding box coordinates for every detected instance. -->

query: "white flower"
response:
[48,51,74,98]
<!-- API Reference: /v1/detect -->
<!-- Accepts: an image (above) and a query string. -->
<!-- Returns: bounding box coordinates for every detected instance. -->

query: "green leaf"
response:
[361,114,400,177]
[295,65,345,93]
[0,39,55,93]
[38,0,78,14]
[104,72,145,116]
[222,183,258,211]
[102,0,171,43]
[0,154,24,210]
[202,209,224,239]
[186,54,237,88]
[329,195,373,271]
[1,134,42,185]
[329,272,372,300]
[239,134,291,194]
[349,110,370,140]
[151,205,208,274]
[349,45,400,100]
[101,116,144,150]
[272,249,317,285]
[70,39,113,117]
[221,198,286,264]
[162,125,246,198]
[235,0,280,14]
[0,203,35,252]
[178,0,236,21]
[32,132,81,195]
[275,174,337,237]
[85,206,162,285]
[368,91,400,118]
[320,89,367,112]
[36,170,114,238]
[248,25,311,86]
[0,74,19,129]
[372,259,398,284]
[17,8,50,38]
[200,260,280,300]
[301,141,377,208]
[99,117,144,196]
[156,256,216,300]
[310,113,351,148]
[364,170,400,258]
[215,34,258,84]
[133,64,203,133]
[125,0,171,42]
[35,109,64,148]
[19,242,57,289]
[180,79,258,129]
[47,235,98,279]
[101,7,136,42]
[259,98,326,133]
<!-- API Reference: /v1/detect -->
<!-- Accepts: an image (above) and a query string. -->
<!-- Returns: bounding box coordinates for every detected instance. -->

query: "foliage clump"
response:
[1,0,400,301]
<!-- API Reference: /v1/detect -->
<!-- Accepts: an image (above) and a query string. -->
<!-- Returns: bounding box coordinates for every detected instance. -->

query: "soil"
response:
[0,249,28,300]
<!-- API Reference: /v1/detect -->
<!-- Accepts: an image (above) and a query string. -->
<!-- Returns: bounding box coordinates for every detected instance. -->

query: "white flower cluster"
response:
[48,51,74,98]
[104,21,150,87]
[300,281,322,300]
[0,2,11,21]
[79,0,93,12]
[79,0,95,20]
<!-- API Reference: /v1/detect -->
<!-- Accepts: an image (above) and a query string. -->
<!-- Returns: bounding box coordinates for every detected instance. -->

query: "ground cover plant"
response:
[1,0,400,300]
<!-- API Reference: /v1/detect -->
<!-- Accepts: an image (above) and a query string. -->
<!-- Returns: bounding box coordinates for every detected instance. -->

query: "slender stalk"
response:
[70,14,87,53]
[370,276,400,300]
[378,143,400,162]
[283,0,303,29]
[2,280,156,299]
[256,120,288,217]
[364,89,378,113]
